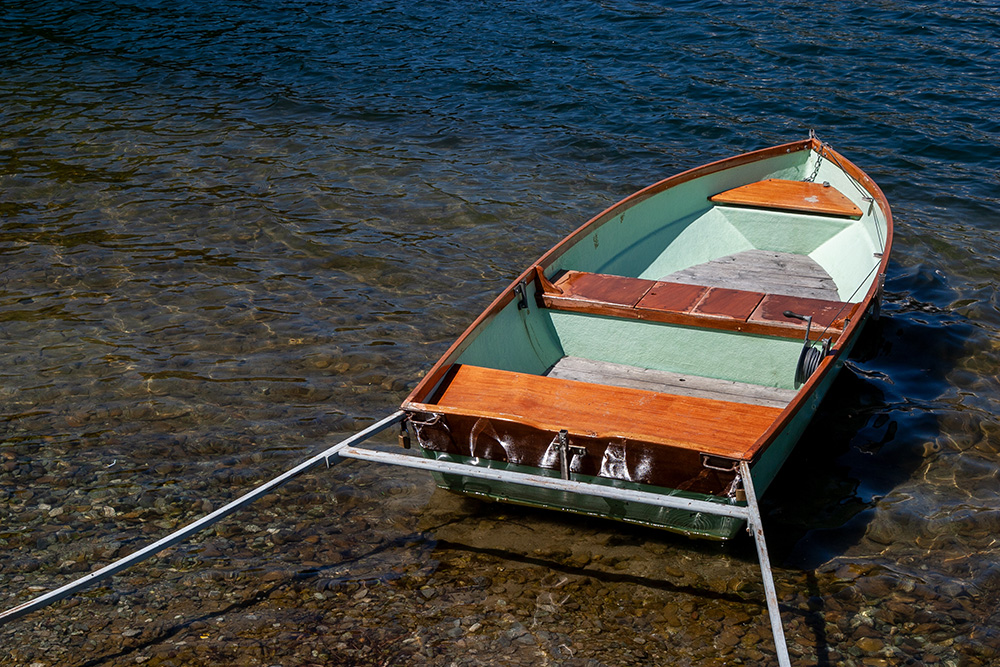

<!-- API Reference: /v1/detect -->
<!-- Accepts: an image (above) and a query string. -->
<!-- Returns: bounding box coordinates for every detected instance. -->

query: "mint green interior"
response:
[449,147,891,391]
[543,147,886,303]
[456,300,802,390]
[549,311,800,388]
[438,146,885,388]
[420,145,890,534]
[549,150,809,279]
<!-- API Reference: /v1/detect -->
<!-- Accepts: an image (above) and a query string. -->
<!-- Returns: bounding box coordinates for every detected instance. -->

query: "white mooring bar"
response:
[0,411,791,667]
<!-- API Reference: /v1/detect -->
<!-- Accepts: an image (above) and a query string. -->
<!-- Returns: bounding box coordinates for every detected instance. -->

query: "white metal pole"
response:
[0,411,405,626]
[337,446,749,519]
[740,460,792,667]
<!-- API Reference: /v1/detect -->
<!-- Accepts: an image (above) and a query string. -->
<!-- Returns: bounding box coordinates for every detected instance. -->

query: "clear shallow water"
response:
[2,1,1000,665]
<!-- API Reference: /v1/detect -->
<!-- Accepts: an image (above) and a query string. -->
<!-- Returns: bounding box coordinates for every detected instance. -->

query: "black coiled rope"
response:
[784,310,831,387]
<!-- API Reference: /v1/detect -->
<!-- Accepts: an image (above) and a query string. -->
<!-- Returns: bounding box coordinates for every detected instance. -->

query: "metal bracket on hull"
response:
[514,280,529,310]
[553,429,586,480]
[700,453,739,471]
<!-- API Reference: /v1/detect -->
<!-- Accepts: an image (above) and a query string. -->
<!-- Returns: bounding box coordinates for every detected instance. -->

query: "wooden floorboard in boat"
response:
[660,249,840,301]
[545,356,797,409]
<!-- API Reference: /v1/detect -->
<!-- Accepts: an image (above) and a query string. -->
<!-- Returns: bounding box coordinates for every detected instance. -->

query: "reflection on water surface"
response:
[3,1,1000,665]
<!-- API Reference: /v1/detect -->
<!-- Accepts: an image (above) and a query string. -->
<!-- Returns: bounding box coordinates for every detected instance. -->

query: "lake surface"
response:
[2,1,1000,665]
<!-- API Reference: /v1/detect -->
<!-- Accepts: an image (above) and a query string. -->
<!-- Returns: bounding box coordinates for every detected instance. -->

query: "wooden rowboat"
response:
[401,137,892,540]
[1,138,891,664]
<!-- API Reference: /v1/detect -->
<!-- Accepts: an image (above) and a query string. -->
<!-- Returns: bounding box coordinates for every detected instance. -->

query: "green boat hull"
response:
[403,138,892,540]
[421,450,747,540]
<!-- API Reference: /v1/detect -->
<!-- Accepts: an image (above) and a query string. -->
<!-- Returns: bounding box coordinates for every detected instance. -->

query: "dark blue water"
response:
[3,2,1000,665]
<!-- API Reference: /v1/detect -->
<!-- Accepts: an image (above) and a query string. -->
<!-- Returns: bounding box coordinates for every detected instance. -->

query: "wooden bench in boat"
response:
[538,269,860,341]
[546,356,796,409]
[431,363,782,460]
[709,178,863,219]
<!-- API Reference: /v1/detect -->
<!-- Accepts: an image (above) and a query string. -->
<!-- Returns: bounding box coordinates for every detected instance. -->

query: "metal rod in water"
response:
[3,413,791,667]
[337,446,750,519]
[0,411,406,626]
[336,448,787,667]
[740,460,791,667]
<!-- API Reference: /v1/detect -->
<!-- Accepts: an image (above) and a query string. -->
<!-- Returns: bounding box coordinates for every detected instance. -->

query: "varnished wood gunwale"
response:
[747,141,893,461]
[402,138,894,468]
[403,139,818,407]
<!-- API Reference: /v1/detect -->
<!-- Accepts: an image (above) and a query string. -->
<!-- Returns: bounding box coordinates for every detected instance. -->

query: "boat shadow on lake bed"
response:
[756,261,999,665]
[410,255,998,667]
[6,268,998,667]
[765,272,974,567]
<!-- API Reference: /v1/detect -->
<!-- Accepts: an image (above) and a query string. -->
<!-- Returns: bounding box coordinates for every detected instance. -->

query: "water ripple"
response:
[3,1,1000,664]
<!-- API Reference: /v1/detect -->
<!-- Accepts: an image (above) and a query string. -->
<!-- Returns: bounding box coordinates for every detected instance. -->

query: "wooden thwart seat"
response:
[546,356,797,409]
[539,270,859,340]
[431,363,781,460]
[709,179,863,219]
